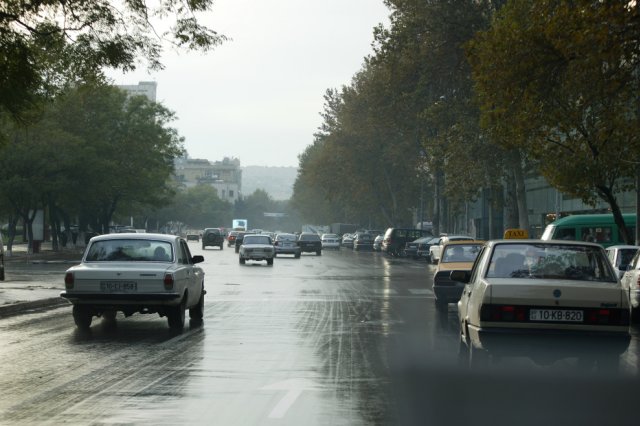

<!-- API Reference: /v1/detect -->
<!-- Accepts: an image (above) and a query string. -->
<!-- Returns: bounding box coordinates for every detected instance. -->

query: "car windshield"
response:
[85,239,173,262]
[486,243,616,282]
[442,244,482,262]
[243,235,271,245]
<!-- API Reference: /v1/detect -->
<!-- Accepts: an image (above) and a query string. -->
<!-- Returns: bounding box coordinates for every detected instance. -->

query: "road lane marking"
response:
[261,378,316,419]
[408,289,433,295]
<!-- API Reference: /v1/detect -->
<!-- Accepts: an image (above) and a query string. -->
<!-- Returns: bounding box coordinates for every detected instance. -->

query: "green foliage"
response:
[0,83,186,235]
[0,0,226,119]
[150,184,233,230]
[467,0,640,240]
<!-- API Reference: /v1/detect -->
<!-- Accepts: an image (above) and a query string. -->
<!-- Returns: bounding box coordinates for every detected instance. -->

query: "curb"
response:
[0,297,69,317]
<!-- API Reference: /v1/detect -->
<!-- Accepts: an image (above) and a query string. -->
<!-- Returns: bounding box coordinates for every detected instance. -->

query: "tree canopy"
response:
[0,0,226,118]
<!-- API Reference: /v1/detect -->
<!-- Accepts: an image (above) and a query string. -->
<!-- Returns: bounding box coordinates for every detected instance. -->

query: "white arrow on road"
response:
[261,378,316,419]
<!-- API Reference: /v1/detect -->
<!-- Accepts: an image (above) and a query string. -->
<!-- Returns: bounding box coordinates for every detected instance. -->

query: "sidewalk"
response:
[0,242,83,317]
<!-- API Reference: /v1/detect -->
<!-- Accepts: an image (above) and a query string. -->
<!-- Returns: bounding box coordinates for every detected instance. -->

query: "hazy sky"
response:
[107,0,390,168]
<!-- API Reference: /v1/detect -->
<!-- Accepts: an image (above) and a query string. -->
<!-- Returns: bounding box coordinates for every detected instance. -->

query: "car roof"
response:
[442,240,484,246]
[486,239,603,248]
[89,233,178,243]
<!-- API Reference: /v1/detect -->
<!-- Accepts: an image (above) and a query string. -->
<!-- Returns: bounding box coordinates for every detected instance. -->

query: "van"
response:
[540,214,636,248]
[382,228,433,256]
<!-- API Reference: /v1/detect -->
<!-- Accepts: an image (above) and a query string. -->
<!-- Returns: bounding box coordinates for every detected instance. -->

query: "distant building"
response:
[174,156,242,204]
[116,81,157,102]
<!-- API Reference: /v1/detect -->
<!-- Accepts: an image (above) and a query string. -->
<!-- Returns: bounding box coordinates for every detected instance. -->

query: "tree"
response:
[467,0,640,242]
[0,0,226,120]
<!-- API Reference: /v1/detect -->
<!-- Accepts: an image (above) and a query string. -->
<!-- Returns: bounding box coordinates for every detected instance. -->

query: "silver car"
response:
[239,234,275,265]
[61,233,205,331]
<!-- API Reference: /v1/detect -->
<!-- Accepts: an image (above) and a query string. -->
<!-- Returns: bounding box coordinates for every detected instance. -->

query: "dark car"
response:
[202,228,224,250]
[404,236,434,259]
[381,228,433,256]
[353,233,374,251]
[234,231,249,253]
[297,232,322,255]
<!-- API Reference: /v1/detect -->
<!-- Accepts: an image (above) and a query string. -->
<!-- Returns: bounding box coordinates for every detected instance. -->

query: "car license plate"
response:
[529,309,583,322]
[100,281,137,292]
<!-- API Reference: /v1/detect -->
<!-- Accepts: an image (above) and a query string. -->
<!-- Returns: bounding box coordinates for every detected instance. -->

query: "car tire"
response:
[72,305,92,330]
[189,287,205,321]
[295,253,300,259]
[235,247,239,253]
[267,258,273,266]
[220,244,223,250]
[202,244,206,250]
[316,250,321,256]
[167,298,186,331]
[239,257,245,264]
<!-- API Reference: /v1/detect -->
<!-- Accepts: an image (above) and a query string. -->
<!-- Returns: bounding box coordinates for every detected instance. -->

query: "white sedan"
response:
[239,234,275,265]
[455,240,631,368]
[321,233,341,250]
[60,233,205,331]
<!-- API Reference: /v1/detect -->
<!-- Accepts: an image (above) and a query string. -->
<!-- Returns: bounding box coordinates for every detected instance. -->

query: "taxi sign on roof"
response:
[504,228,529,239]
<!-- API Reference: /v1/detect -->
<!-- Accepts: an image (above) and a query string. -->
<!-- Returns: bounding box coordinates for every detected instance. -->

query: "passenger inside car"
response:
[153,246,169,261]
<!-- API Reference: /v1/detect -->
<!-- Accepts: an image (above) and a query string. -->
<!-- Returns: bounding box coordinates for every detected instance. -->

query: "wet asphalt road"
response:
[2,243,640,425]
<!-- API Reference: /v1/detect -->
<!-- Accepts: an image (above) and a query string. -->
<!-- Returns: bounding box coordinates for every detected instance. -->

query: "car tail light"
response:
[636,276,640,288]
[64,272,74,289]
[164,273,174,290]
[480,305,526,322]
[585,308,629,325]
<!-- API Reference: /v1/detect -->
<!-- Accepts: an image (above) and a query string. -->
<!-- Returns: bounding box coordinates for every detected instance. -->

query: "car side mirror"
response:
[450,270,471,284]
[191,255,204,264]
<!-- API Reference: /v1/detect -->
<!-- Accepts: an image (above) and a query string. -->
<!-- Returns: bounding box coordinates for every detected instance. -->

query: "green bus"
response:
[540,213,636,248]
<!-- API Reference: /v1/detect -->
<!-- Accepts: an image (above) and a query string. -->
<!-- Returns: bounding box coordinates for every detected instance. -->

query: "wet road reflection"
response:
[0,245,639,425]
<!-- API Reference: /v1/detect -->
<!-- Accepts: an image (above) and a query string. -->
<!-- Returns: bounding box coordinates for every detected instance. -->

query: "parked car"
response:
[353,232,374,251]
[321,233,341,250]
[239,234,275,266]
[341,233,355,249]
[202,228,224,250]
[227,230,239,247]
[428,235,474,264]
[60,233,205,331]
[372,234,383,251]
[454,240,631,368]
[381,228,433,256]
[404,236,433,259]
[432,241,484,310]
[274,233,301,258]
[606,245,640,279]
[298,232,322,255]
[619,249,640,322]
[417,236,441,261]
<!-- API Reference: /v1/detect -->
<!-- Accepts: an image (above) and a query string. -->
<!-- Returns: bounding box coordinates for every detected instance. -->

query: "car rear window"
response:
[244,236,271,245]
[85,239,173,262]
[486,243,616,282]
[300,234,320,241]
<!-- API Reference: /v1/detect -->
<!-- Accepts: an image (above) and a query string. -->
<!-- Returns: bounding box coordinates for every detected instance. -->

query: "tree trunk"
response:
[597,185,631,244]
[504,168,519,229]
[513,151,530,231]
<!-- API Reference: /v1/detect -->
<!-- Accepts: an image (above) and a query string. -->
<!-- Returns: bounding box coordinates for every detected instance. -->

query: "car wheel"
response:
[220,243,224,250]
[239,256,245,264]
[267,258,273,266]
[274,253,278,257]
[167,298,186,331]
[316,250,321,256]
[235,247,239,253]
[189,287,205,320]
[295,253,300,259]
[72,305,92,330]
[202,244,206,250]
